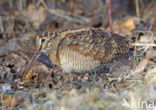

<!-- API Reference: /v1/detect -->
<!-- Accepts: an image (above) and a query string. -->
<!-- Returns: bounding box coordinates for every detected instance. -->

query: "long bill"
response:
[21,50,41,79]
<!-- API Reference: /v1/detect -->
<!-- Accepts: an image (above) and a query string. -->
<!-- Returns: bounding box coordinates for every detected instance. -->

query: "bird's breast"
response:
[59,47,100,73]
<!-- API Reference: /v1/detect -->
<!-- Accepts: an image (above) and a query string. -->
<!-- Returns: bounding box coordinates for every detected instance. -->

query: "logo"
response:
[122,98,155,109]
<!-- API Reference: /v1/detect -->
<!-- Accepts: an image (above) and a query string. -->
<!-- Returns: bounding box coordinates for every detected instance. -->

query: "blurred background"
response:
[0,0,156,110]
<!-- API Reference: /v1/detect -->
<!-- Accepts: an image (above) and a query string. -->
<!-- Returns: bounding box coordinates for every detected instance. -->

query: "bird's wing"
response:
[111,33,134,59]
[60,28,118,64]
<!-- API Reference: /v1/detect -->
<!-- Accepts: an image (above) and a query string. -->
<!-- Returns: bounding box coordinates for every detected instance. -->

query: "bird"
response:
[22,27,136,78]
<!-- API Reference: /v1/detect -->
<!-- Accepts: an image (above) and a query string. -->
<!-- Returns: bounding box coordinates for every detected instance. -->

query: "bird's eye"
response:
[41,38,46,43]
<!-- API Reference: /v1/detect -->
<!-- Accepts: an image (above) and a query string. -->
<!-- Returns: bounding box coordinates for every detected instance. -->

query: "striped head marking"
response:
[36,32,56,52]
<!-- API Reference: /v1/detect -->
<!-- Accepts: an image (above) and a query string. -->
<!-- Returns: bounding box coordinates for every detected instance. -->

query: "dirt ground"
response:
[0,0,156,110]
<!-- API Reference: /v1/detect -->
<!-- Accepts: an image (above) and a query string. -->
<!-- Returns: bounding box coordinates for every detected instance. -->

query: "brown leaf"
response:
[11,91,31,107]
[2,94,14,107]
[22,69,37,81]
[110,17,137,36]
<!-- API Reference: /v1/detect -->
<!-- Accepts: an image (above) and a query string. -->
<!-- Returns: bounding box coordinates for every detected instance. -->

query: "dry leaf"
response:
[22,69,37,81]
[111,17,136,36]
[2,94,14,106]
[122,18,136,31]
[11,91,31,107]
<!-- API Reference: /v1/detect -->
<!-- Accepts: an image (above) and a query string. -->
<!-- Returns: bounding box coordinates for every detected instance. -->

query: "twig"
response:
[134,50,152,73]
[0,17,4,32]
[18,0,23,12]
[102,0,109,27]
[40,0,90,24]
[108,0,112,31]
[132,43,156,47]
[135,0,140,18]
[48,9,90,24]
[124,50,152,80]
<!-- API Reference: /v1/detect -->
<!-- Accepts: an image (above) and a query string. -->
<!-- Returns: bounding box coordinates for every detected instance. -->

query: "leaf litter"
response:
[0,0,156,110]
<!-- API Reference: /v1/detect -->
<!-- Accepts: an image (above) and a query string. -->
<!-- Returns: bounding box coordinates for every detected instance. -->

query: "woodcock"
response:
[22,27,136,77]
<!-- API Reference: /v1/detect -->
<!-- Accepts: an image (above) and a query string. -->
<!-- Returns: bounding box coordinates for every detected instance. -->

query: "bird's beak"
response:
[21,49,41,79]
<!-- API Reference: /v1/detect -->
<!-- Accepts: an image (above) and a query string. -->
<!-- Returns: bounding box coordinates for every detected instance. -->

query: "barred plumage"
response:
[35,27,135,73]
